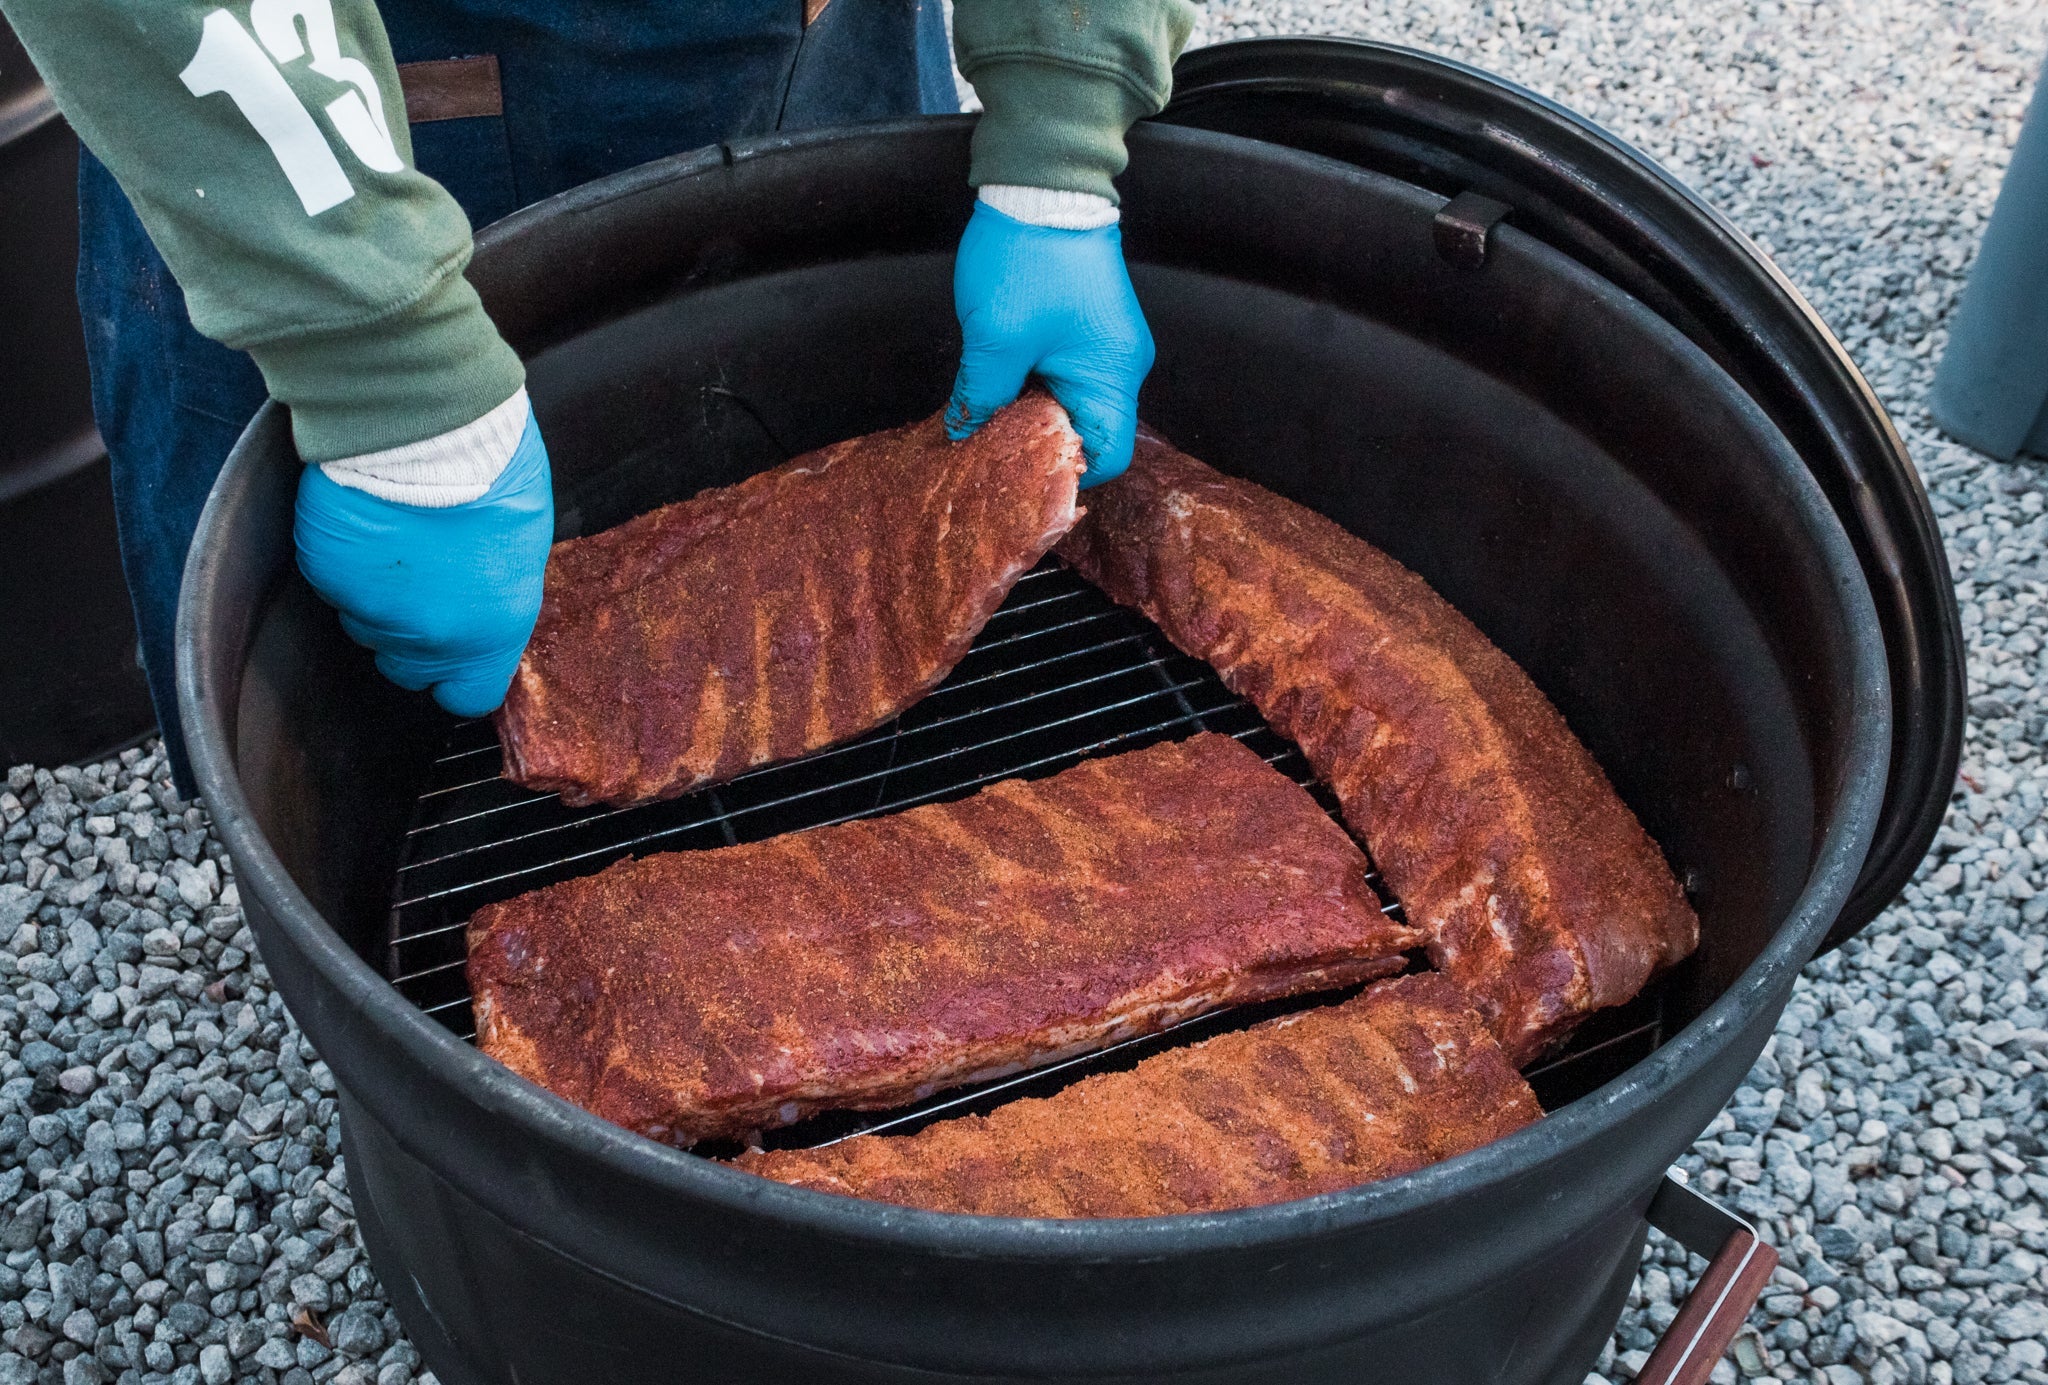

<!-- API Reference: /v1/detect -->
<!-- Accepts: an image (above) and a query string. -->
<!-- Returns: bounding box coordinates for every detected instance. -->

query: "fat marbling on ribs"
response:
[1058,435,1699,1066]
[736,972,1542,1217]
[496,394,1085,807]
[468,733,1424,1145]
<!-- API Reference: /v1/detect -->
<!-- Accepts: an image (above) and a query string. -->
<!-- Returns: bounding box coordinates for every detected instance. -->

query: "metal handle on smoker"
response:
[1633,1172,1780,1385]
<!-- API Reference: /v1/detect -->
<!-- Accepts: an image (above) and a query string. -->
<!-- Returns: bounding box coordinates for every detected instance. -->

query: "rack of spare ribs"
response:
[384,403,1696,1198]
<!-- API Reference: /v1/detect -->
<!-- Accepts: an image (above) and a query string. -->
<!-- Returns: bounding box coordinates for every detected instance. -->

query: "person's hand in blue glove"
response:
[293,391,553,717]
[946,188,1156,486]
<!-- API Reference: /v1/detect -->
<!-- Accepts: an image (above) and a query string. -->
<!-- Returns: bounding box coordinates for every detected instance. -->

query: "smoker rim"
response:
[176,120,1893,1260]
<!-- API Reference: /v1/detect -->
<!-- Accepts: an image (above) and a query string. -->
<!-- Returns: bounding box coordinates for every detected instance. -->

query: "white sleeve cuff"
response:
[978,185,1119,231]
[318,387,530,508]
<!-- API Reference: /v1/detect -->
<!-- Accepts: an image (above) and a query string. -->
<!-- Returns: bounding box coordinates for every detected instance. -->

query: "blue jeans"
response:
[77,0,955,792]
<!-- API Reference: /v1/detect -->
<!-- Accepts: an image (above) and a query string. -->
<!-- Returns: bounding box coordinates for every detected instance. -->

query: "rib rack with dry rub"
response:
[467,733,1422,1145]
[737,972,1542,1217]
[1058,435,1699,1064]
[495,394,1085,807]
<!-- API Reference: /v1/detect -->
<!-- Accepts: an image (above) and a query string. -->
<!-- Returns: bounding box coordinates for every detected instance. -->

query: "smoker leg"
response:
[1931,55,2048,459]
[1633,1172,1781,1385]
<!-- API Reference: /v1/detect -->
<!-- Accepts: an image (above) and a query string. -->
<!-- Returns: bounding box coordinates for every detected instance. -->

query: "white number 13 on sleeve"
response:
[179,0,403,216]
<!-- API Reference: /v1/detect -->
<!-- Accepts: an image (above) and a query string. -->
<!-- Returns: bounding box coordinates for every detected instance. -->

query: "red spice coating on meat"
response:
[1057,437,1698,1065]
[467,733,1423,1145]
[495,394,1084,807]
[736,972,1542,1217]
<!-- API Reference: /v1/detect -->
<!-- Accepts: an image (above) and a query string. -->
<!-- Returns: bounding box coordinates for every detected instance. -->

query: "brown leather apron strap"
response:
[397,55,505,124]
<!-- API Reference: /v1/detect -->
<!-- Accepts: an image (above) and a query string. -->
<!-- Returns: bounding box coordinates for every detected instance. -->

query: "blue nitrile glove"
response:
[946,199,1156,486]
[293,407,553,717]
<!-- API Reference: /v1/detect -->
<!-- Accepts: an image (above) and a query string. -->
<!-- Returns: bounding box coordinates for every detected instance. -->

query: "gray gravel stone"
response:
[254,1338,298,1370]
[1990,1300,2048,1341]
[330,1307,385,1358]
[198,1342,232,1385]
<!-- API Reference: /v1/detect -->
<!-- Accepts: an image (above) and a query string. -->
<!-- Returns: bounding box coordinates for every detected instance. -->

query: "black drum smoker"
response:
[175,39,1963,1385]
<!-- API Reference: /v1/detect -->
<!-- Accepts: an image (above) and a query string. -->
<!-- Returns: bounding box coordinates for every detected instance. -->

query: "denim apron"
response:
[76,0,955,790]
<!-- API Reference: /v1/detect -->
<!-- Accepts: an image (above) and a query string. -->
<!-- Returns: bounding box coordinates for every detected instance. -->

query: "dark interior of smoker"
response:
[234,124,1858,1165]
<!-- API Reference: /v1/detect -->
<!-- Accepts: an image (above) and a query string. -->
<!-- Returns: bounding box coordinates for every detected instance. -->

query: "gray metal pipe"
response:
[1932,58,2048,460]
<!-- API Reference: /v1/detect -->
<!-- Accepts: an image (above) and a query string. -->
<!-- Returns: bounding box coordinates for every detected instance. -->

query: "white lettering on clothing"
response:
[180,7,356,215]
[179,1,407,215]
[250,0,403,173]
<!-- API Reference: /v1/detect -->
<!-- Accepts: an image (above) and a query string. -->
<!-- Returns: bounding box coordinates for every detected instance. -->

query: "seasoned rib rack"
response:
[1060,437,1698,1065]
[735,973,1543,1218]
[387,558,1670,1149]
[468,733,1420,1145]
[495,395,1083,806]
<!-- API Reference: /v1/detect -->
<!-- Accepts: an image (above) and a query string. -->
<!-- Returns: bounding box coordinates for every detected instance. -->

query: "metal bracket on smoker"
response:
[1432,191,1513,269]
[1634,1170,1782,1385]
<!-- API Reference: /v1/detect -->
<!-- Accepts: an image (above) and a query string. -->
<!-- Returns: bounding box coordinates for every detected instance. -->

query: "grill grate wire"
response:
[386,557,1665,1148]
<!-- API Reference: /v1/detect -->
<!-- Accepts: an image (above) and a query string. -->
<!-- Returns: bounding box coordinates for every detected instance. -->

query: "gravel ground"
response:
[6,2,2048,1383]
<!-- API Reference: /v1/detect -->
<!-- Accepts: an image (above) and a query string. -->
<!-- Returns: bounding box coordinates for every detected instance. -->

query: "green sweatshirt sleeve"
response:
[0,0,522,463]
[951,0,1197,204]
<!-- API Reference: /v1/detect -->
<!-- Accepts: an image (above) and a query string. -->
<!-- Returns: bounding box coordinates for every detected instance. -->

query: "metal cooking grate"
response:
[386,557,1666,1147]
